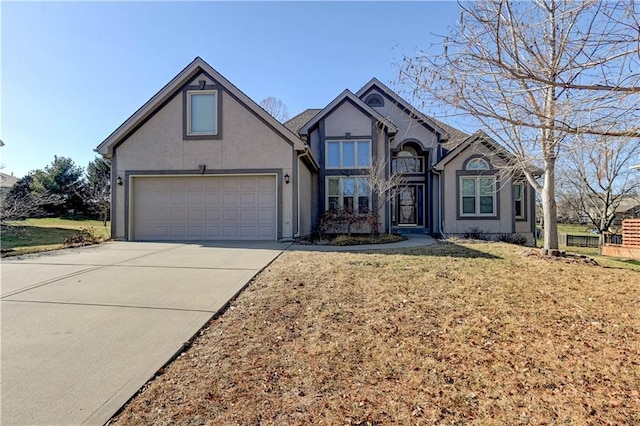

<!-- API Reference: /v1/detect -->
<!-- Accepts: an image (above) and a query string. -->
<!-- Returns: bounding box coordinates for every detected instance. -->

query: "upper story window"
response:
[364,93,384,107]
[392,147,424,173]
[466,158,490,171]
[186,90,218,136]
[326,140,371,169]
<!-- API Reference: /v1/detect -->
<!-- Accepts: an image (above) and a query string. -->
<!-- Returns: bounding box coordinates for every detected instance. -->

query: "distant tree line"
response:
[1,156,111,224]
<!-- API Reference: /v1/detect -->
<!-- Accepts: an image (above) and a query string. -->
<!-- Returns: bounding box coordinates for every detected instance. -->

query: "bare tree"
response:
[0,174,62,223]
[367,156,406,234]
[399,0,640,252]
[558,136,640,235]
[259,96,289,122]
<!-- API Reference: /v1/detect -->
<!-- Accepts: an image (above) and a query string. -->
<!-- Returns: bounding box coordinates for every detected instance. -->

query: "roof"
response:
[0,172,19,189]
[428,116,469,147]
[96,57,309,157]
[355,78,452,141]
[615,195,640,213]
[298,90,398,136]
[284,108,322,134]
[433,131,514,170]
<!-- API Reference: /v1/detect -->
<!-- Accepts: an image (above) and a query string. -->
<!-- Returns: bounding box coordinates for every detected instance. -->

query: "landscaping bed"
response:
[296,233,406,246]
[110,242,640,425]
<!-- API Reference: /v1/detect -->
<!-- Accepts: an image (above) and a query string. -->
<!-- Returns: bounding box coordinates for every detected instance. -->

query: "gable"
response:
[324,99,377,137]
[356,80,450,141]
[96,57,309,158]
[298,90,397,137]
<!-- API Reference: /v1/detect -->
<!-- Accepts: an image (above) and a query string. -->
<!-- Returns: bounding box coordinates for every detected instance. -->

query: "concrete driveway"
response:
[1,241,288,425]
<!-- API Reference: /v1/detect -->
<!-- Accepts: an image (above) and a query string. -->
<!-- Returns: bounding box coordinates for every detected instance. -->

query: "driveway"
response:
[1,241,288,425]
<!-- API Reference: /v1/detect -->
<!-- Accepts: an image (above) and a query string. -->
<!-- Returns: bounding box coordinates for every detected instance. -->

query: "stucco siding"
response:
[112,77,299,240]
[363,89,439,156]
[324,102,372,137]
[441,145,513,236]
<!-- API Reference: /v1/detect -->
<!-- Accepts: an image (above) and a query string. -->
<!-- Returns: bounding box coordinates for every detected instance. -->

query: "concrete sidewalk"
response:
[1,241,288,425]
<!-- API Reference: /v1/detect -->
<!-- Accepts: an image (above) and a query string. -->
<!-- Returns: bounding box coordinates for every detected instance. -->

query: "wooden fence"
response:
[601,219,640,259]
[621,218,640,247]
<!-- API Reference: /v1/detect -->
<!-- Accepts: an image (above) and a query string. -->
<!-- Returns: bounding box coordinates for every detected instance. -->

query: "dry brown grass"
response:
[111,242,640,425]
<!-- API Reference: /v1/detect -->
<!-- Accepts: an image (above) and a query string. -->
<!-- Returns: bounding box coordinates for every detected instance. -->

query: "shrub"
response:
[318,209,369,237]
[63,227,104,247]
[464,227,491,241]
[496,233,529,246]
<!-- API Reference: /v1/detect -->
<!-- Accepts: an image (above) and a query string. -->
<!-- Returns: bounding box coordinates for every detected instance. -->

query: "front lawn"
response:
[111,242,640,425]
[1,217,110,256]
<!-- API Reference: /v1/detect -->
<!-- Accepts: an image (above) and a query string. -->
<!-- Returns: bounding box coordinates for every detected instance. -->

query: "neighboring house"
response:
[97,57,536,244]
[611,196,640,228]
[0,172,19,196]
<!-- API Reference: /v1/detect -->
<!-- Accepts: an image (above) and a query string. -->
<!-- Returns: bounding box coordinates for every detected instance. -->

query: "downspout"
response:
[294,147,312,238]
[432,168,445,238]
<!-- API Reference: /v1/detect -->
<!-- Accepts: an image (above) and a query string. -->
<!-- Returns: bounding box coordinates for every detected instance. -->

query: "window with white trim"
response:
[326,176,371,213]
[326,140,371,169]
[460,176,496,216]
[514,182,525,219]
[187,90,218,136]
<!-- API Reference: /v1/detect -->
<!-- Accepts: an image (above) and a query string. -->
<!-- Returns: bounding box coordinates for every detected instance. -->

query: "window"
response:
[364,93,384,107]
[466,158,490,171]
[326,176,371,213]
[187,90,218,136]
[392,147,424,173]
[326,140,371,169]
[514,182,525,219]
[460,176,496,216]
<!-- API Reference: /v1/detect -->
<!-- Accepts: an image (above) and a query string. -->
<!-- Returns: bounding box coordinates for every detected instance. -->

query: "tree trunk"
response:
[541,163,559,251]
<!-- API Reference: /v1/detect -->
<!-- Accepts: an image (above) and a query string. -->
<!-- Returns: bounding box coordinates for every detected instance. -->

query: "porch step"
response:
[393,227,429,235]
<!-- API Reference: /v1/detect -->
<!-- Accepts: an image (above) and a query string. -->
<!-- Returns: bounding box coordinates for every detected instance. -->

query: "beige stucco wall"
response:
[112,73,298,240]
[363,90,439,157]
[441,144,513,236]
[324,102,373,137]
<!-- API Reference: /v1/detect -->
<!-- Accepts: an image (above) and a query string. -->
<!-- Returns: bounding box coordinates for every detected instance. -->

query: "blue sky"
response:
[1,1,461,178]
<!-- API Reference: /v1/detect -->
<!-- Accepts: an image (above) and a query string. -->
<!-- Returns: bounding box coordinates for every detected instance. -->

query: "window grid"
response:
[325,140,371,169]
[326,176,371,214]
[514,182,525,219]
[460,176,496,216]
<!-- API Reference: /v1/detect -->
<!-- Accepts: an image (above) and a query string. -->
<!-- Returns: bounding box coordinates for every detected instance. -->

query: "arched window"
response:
[393,146,424,173]
[364,93,384,107]
[466,158,490,171]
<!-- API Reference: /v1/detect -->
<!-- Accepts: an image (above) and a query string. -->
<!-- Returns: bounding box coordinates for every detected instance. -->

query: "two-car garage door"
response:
[132,175,276,241]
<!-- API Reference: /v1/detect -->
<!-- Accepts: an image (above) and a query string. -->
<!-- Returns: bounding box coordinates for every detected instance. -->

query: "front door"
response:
[397,186,418,225]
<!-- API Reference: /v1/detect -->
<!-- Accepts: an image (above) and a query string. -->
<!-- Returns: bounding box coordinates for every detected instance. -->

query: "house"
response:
[0,172,19,196]
[96,57,536,244]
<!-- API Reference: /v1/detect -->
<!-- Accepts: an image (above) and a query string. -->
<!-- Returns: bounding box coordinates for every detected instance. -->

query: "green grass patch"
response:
[1,217,110,256]
[557,223,596,235]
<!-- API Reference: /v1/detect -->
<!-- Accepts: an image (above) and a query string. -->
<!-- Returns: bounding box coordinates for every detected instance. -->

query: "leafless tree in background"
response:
[259,96,289,122]
[558,136,640,235]
[399,0,640,252]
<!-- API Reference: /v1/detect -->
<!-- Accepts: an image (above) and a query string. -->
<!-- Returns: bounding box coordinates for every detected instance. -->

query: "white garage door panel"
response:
[132,176,276,241]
